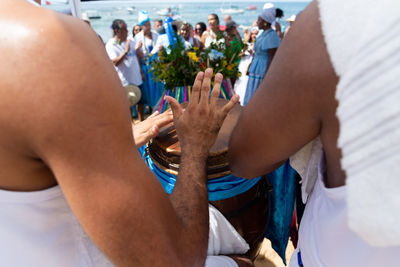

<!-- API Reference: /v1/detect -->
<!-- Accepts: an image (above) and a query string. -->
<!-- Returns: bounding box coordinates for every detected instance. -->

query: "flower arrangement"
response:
[149,33,245,90]
[149,37,202,89]
[204,36,245,81]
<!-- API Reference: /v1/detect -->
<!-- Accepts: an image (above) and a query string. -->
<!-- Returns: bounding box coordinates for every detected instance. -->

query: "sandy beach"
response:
[255,239,294,267]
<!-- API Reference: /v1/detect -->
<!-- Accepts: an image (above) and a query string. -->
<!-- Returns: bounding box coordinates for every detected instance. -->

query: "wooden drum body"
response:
[147,99,269,260]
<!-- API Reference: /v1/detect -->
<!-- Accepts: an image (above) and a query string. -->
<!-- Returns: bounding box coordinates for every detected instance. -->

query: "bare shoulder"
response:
[229,0,339,178]
[0,0,132,171]
[1,1,124,136]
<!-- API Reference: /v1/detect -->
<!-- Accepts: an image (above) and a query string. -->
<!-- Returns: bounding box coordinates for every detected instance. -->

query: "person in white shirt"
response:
[179,22,201,50]
[105,19,145,120]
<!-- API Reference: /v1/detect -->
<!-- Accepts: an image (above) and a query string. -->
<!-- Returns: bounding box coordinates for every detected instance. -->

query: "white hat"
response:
[138,10,150,26]
[263,3,274,9]
[125,85,142,107]
[286,14,296,22]
[260,7,276,24]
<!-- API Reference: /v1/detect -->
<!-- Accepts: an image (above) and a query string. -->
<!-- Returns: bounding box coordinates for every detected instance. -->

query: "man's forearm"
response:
[112,51,127,66]
[169,152,209,266]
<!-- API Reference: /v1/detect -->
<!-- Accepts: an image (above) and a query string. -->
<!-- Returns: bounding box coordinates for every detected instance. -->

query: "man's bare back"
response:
[228,1,346,188]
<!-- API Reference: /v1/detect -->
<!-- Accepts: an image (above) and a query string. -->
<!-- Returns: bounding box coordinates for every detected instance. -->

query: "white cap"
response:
[138,10,150,26]
[260,7,276,24]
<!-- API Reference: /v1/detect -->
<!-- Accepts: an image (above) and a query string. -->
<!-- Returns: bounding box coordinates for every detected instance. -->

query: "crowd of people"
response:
[105,4,297,119]
[1,0,399,267]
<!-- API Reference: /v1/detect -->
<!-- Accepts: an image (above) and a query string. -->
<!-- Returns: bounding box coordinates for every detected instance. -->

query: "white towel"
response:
[290,137,322,204]
[319,0,400,246]
[205,256,238,267]
[207,204,249,255]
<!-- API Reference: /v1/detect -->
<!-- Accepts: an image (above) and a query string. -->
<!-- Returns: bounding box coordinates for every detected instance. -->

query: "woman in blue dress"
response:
[134,11,163,119]
[243,8,281,106]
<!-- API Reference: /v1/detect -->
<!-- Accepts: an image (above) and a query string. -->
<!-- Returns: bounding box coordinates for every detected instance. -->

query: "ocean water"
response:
[44,1,310,42]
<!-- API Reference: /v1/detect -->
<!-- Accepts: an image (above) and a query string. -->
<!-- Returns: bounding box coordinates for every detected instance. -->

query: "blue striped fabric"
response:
[138,146,261,201]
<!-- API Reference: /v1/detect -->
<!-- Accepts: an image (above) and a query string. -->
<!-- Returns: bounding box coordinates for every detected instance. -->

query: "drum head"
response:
[148,98,242,178]
[125,85,142,107]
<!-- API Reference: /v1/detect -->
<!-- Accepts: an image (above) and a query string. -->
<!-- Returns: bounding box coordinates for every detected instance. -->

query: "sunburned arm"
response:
[17,6,233,266]
[228,1,338,178]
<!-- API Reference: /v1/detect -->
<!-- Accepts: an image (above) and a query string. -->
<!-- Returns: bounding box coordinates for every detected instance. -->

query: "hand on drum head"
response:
[166,68,239,158]
[132,110,173,148]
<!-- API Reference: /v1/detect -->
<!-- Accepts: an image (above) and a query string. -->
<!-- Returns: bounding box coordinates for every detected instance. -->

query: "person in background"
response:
[243,27,251,43]
[224,14,232,25]
[134,11,160,113]
[132,24,141,38]
[274,8,284,39]
[284,14,296,36]
[242,7,280,106]
[247,27,259,53]
[106,19,145,120]
[194,22,207,48]
[153,19,163,31]
[151,20,184,55]
[234,26,258,105]
[202,13,224,48]
[180,22,201,49]
[224,20,241,45]
[262,3,284,39]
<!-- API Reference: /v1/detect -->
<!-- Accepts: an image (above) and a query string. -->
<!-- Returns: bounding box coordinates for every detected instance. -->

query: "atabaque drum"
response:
[146,99,269,260]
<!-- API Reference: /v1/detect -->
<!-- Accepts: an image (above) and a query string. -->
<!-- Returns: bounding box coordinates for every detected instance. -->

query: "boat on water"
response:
[82,10,101,19]
[157,7,179,17]
[246,5,257,11]
[220,6,244,15]
[220,5,245,15]
[126,7,136,14]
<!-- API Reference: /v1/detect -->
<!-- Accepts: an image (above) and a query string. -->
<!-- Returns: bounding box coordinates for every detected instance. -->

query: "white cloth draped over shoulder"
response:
[319,0,400,247]
[289,137,322,204]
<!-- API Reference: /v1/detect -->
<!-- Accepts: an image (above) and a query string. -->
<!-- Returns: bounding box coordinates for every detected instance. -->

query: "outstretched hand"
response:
[132,110,173,148]
[166,68,239,158]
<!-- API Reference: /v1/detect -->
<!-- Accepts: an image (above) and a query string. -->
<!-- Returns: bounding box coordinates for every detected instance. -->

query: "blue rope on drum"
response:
[138,146,261,201]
